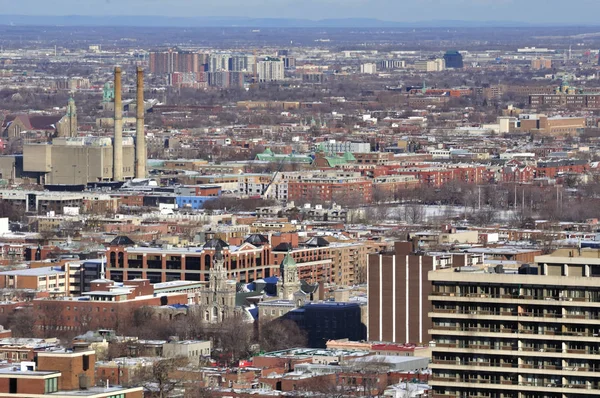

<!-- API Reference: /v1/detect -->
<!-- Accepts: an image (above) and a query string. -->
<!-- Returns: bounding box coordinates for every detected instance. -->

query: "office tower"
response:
[443,50,464,68]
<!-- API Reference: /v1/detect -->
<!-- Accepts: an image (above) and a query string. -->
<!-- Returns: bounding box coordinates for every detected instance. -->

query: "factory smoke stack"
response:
[113,66,123,182]
[135,67,146,179]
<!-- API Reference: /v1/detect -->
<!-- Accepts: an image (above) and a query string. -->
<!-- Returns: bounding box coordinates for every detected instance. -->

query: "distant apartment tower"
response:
[257,57,285,82]
[443,50,464,68]
[414,59,445,72]
[209,53,232,72]
[531,58,552,70]
[378,60,406,70]
[360,63,377,74]
[208,71,245,88]
[149,49,206,74]
[283,56,296,69]
[229,54,255,72]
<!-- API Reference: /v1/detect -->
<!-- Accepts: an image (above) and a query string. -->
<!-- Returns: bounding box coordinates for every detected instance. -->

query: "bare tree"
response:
[259,319,307,352]
[134,357,190,398]
[7,307,35,337]
[403,204,425,224]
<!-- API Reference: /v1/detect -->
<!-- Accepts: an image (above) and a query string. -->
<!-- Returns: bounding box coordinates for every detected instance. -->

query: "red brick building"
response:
[0,348,142,398]
[288,173,372,204]
[31,279,188,333]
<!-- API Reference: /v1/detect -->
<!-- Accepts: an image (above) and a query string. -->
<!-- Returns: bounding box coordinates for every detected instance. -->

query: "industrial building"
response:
[21,66,147,186]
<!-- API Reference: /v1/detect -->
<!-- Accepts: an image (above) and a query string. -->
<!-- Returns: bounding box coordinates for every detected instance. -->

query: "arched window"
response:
[110,252,116,267]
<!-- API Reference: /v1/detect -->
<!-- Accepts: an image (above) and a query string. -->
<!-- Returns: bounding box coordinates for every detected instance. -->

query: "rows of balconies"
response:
[430,376,600,390]
[431,291,600,305]
[432,325,600,338]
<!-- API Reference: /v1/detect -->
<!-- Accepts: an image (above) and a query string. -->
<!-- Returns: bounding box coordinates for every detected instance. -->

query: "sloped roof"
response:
[109,235,135,246]
[301,280,319,295]
[273,242,294,252]
[281,252,297,267]
[304,236,330,248]
[245,234,269,246]
[343,152,356,161]
[3,114,63,130]
[203,238,229,250]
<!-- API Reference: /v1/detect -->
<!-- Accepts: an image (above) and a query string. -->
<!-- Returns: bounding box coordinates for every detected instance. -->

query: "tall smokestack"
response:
[135,67,146,179]
[113,66,123,182]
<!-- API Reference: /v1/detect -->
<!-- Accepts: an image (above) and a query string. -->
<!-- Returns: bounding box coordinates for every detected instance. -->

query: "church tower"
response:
[278,252,301,301]
[201,245,237,323]
[66,97,77,137]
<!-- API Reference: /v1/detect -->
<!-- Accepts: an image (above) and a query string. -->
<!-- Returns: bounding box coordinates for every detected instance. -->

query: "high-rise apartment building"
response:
[531,58,552,70]
[429,248,600,398]
[229,54,255,72]
[209,53,232,72]
[149,49,206,74]
[360,63,377,74]
[257,57,285,82]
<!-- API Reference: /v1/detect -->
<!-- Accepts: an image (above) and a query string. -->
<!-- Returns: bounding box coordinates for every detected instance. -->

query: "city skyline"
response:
[1,0,600,25]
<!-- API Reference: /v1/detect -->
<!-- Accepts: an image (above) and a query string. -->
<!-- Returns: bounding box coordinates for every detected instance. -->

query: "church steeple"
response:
[278,252,300,300]
[210,245,228,294]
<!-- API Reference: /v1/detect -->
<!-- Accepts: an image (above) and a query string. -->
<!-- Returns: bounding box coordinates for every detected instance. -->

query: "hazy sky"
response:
[1,0,600,24]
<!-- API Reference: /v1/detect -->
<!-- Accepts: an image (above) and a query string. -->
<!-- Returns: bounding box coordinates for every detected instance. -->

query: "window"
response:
[45,377,58,394]
[9,378,16,393]
[83,355,90,371]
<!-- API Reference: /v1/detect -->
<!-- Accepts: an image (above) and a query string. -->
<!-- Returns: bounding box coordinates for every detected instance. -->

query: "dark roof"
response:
[3,114,63,130]
[303,237,330,248]
[109,236,135,246]
[273,242,294,252]
[301,280,319,295]
[244,234,269,246]
[203,239,229,250]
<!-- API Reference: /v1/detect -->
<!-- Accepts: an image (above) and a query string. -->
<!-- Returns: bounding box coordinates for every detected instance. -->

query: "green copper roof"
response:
[281,252,297,268]
[343,152,356,161]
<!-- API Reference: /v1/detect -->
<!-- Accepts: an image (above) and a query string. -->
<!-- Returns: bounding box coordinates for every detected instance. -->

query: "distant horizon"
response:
[0,14,598,28]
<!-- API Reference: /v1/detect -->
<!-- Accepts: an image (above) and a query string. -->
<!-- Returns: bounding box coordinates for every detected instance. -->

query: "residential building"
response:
[162,340,212,365]
[429,248,600,397]
[414,59,445,72]
[106,237,275,284]
[360,63,377,74]
[257,58,284,82]
[0,347,142,398]
[287,171,372,205]
[531,58,552,70]
[367,241,479,345]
